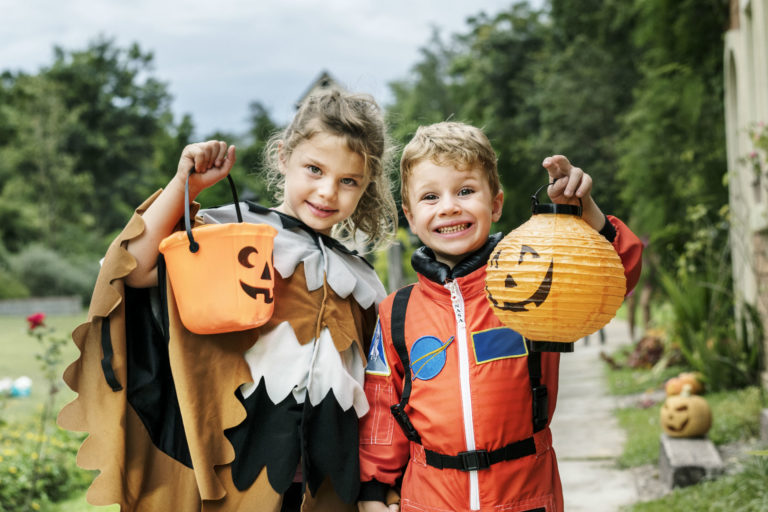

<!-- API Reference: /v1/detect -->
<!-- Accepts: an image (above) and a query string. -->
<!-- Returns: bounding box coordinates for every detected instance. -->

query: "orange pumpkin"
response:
[660,385,712,438]
[158,172,278,335]
[485,196,625,345]
[665,372,705,396]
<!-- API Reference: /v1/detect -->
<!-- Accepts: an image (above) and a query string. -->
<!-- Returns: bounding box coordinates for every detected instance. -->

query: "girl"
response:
[59,90,397,512]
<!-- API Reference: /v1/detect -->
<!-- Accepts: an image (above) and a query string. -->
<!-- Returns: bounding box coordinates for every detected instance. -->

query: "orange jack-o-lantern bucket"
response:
[159,171,277,335]
[485,181,626,352]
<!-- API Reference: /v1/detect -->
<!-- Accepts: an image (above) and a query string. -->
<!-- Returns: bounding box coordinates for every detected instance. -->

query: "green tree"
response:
[617,0,730,268]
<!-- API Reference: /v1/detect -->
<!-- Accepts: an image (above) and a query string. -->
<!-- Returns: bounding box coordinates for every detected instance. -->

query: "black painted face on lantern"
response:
[238,246,274,303]
[487,245,553,312]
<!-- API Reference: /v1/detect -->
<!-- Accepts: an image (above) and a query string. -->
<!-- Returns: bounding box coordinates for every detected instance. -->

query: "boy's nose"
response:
[438,197,461,215]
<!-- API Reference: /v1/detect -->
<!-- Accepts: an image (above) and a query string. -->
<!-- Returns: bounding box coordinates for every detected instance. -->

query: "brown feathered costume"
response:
[59,192,384,511]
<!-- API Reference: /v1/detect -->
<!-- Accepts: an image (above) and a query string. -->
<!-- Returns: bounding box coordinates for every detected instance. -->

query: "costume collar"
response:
[412,232,503,284]
[245,201,364,262]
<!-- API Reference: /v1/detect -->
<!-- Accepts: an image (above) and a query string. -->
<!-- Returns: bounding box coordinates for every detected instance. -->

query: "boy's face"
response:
[403,159,503,269]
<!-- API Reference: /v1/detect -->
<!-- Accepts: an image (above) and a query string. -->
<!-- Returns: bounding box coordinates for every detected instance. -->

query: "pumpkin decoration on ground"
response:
[159,172,278,335]
[665,371,705,396]
[485,183,626,351]
[660,384,712,438]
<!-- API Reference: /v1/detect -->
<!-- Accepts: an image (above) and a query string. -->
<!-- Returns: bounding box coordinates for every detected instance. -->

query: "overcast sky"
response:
[2,0,518,138]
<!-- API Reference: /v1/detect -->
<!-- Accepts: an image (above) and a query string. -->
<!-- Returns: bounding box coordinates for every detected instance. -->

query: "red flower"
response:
[27,312,46,330]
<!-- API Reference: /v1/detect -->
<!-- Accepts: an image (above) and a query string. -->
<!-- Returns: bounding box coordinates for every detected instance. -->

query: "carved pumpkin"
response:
[159,172,278,335]
[160,222,278,334]
[485,195,626,347]
[660,385,712,438]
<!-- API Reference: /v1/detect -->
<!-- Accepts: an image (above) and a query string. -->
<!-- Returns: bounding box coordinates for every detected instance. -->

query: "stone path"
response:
[550,317,640,511]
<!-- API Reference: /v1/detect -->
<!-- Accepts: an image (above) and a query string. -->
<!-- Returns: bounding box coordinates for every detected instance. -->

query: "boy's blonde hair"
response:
[400,122,500,208]
[264,90,397,251]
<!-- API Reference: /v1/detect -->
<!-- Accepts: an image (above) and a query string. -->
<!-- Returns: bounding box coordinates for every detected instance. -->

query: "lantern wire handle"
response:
[531,179,583,216]
[184,168,244,253]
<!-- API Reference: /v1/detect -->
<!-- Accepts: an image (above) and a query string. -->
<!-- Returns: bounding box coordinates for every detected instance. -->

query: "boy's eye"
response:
[421,193,438,201]
[341,177,358,187]
[307,165,322,175]
[459,187,474,196]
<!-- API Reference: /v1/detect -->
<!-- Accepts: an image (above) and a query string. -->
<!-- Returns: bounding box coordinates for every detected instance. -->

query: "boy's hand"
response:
[358,501,399,512]
[542,155,592,204]
[175,140,236,199]
[542,154,606,232]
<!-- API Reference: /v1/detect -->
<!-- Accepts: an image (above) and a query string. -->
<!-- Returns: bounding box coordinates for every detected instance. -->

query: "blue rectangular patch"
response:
[472,328,528,364]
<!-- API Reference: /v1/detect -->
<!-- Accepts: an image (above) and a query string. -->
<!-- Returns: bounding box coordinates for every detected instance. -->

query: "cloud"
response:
[1,0,515,136]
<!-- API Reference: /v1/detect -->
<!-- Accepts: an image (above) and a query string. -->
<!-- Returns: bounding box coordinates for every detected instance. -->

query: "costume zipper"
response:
[446,279,480,511]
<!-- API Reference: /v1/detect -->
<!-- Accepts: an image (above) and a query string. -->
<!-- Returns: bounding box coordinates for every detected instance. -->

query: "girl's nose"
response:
[317,178,337,199]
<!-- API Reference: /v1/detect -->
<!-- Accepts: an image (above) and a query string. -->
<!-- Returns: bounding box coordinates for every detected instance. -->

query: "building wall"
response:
[725,0,768,385]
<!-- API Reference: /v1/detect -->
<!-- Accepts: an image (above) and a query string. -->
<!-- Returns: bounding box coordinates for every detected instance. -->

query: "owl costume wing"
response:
[58,193,384,511]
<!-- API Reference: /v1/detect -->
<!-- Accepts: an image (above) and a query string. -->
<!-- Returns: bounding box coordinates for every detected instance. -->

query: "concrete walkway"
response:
[550,316,639,511]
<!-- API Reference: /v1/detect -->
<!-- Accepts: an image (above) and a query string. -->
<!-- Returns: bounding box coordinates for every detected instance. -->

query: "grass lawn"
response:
[0,312,119,511]
[629,455,768,511]
[0,313,86,423]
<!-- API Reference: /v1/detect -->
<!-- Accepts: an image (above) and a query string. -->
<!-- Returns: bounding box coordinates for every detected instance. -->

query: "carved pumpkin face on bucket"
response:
[660,387,712,438]
[485,208,626,344]
[160,222,278,335]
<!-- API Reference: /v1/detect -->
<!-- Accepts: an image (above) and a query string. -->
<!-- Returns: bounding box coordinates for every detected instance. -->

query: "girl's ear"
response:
[277,141,287,174]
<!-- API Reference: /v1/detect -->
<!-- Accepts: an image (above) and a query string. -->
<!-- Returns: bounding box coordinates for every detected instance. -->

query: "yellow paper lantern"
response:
[485,187,626,350]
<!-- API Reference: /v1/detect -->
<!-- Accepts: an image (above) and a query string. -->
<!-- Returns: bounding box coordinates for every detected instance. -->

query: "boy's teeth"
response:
[438,224,468,234]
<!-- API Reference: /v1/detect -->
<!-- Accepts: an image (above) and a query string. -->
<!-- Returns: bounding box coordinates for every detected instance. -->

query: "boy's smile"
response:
[403,160,503,268]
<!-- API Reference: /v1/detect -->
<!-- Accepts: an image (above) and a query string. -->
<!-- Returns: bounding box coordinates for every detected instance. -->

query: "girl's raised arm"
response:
[125,141,235,287]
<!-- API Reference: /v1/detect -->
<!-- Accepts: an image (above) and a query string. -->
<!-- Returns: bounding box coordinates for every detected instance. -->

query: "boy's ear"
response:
[491,190,504,223]
[402,204,414,229]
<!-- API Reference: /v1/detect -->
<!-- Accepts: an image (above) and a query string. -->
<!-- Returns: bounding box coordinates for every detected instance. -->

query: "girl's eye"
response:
[307,165,322,175]
[459,187,474,196]
[341,177,358,187]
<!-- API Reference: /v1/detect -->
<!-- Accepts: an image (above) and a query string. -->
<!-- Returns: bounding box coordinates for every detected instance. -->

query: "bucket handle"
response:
[184,168,244,253]
[530,178,583,216]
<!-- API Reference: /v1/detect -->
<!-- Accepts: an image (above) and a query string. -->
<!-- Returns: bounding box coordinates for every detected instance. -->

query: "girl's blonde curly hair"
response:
[264,90,397,252]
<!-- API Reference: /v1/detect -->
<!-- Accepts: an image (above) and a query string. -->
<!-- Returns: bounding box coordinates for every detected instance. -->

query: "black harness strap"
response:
[389,285,420,444]
[388,284,548,471]
[527,342,548,432]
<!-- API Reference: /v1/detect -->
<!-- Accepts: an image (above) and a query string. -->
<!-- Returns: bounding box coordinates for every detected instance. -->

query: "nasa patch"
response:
[410,335,454,380]
[365,320,390,376]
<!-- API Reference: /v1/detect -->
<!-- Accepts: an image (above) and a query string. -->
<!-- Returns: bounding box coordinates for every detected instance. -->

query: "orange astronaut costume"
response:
[359,216,642,512]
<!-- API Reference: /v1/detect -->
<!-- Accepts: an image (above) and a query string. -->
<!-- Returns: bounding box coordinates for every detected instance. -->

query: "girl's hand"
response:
[542,155,592,205]
[358,501,399,512]
[175,140,236,199]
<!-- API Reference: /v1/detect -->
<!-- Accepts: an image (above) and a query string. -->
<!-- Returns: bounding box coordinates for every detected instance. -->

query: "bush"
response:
[0,424,91,512]
[657,205,764,391]
[8,246,98,302]
[0,267,29,299]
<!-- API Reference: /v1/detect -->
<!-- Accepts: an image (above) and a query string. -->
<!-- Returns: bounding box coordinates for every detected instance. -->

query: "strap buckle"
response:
[390,404,421,444]
[458,449,490,471]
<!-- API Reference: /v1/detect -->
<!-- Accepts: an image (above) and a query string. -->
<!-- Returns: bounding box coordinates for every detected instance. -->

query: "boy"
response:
[358,122,642,512]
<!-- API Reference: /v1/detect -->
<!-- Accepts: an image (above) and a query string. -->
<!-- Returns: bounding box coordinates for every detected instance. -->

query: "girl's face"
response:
[275,131,368,235]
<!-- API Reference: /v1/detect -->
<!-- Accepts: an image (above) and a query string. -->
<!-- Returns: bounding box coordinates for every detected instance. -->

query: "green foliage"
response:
[617,0,730,269]
[657,207,764,391]
[0,426,91,512]
[8,246,97,302]
[630,455,768,511]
